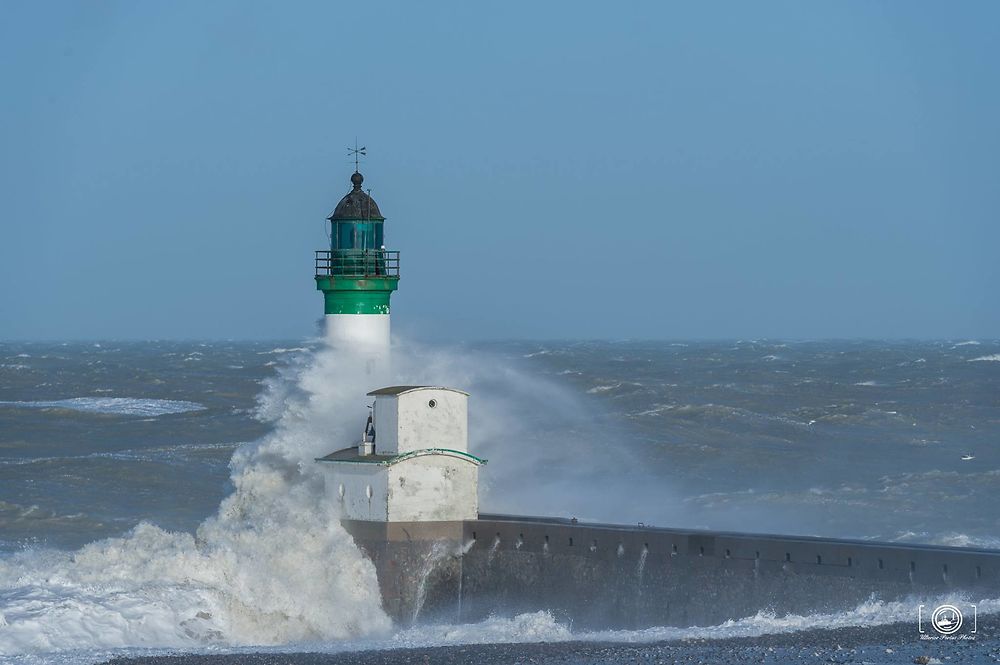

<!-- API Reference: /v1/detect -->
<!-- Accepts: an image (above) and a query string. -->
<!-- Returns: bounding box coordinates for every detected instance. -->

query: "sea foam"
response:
[387,594,1000,648]
[0,345,391,657]
[76,594,1000,662]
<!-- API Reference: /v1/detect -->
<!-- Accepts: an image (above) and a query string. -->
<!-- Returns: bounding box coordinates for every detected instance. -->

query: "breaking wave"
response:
[0,339,640,659]
[394,595,1000,646]
[0,344,391,658]
[890,531,1000,550]
[6,339,997,662]
[968,354,1000,362]
[0,398,205,417]
[0,337,655,660]
[13,595,1000,664]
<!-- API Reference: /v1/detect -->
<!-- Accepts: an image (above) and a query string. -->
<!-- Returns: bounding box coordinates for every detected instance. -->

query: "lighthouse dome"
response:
[328,171,385,221]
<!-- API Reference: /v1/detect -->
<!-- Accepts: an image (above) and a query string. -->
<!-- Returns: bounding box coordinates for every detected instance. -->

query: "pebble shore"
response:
[104,616,1000,665]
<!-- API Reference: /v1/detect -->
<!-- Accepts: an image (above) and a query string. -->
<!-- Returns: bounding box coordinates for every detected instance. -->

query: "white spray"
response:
[0,337,687,658]
[386,341,688,526]
[0,343,392,656]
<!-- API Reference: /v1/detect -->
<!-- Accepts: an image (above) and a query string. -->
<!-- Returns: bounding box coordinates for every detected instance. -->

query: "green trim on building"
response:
[315,447,488,467]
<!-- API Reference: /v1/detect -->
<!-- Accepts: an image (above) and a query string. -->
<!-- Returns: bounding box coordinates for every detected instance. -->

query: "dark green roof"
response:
[328,171,385,221]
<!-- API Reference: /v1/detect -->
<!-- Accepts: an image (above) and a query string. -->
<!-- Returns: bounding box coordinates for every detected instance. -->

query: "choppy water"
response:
[500,339,1000,546]
[0,339,998,662]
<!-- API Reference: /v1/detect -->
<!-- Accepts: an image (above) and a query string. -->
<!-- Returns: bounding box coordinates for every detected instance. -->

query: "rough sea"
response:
[1,339,998,664]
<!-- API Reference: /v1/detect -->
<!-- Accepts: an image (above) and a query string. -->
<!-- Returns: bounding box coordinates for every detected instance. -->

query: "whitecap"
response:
[587,383,622,393]
[968,354,1000,362]
[0,397,206,417]
[587,381,645,395]
[632,404,675,417]
[930,533,1000,549]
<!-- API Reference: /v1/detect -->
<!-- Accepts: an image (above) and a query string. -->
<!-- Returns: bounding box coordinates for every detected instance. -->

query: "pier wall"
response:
[342,514,1000,628]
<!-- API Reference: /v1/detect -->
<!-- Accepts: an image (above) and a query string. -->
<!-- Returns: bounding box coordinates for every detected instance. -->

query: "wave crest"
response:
[0,397,205,417]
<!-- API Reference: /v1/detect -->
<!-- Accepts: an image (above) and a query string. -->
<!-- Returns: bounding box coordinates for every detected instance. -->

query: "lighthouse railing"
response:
[315,250,400,278]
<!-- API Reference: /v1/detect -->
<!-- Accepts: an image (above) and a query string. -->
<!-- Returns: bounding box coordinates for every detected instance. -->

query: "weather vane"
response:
[348,139,366,173]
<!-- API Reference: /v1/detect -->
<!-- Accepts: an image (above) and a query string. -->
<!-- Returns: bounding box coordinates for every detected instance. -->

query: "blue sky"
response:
[2,1,997,340]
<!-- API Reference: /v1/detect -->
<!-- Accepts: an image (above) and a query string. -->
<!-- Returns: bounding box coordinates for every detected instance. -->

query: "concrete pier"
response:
[342,514,1000,628]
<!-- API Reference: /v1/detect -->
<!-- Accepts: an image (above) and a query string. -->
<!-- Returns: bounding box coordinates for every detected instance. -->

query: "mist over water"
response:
[389,341,682,525]
[0,338,999,661]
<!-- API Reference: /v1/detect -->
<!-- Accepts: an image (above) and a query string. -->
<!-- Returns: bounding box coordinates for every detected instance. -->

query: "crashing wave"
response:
[0,346,391,656]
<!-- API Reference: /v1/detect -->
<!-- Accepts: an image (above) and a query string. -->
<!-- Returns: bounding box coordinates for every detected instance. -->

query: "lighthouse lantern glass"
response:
[333,222,384,251]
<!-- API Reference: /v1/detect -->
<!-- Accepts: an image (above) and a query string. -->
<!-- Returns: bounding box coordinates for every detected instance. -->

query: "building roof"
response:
[367,386,470,397]
[328,171,385,221]
[315,446,486,466]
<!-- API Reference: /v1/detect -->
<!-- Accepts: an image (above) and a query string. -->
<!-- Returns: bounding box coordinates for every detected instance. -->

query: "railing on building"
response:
[315,250,400,278]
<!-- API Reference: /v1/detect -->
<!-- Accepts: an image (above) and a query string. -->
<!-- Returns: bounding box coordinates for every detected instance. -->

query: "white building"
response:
[316,386,486,522]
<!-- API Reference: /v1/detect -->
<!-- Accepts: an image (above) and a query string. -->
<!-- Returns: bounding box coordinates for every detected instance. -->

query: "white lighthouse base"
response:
[324,314,390,348]
[324,315,391,378]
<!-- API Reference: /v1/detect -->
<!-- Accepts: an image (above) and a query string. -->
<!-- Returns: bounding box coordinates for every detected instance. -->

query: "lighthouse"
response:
[313,161,486,623]
[315,170,399,361]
